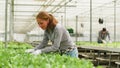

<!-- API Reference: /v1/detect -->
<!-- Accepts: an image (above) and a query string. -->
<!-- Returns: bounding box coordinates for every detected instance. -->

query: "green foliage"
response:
[67,28,74,33]
[66,26,74,33]
[76,41,120,48]
[0,41,4,48]
[96,66,103,68]
[0,42,94,68]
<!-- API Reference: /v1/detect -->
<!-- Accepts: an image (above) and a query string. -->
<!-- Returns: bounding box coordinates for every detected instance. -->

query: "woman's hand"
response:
[31,50,42,55]
[25,49,35,53]
[102,40,106,44]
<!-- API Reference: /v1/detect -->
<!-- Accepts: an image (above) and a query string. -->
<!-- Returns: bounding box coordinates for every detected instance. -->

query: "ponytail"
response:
[49,14,53,24]
[46,14,58,32]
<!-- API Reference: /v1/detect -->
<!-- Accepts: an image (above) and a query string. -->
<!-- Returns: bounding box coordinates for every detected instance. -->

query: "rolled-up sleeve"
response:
[107,32,110,40]
[41,28,63,53]
[34,32,49,50]
[98,31,102,40]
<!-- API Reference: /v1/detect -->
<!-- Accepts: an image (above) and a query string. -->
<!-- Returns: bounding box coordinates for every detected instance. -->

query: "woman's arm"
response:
[107,31,110,40]
[98,31,102,40]
[40,27,63,53]
[34,31,49,50]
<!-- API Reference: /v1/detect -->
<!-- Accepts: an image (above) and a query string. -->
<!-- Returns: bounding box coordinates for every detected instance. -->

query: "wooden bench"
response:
[79,53,94,59]
[96,57,110,61]
[115,61,120,68]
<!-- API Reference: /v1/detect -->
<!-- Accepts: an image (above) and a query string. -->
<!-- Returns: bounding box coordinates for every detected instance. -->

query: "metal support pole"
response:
[75,16,78,42]
[114,0,116,42]
[9,0,14,41]
[5,0,8,48]
[12,0,14,40]
[90,0,92,42]
[9,0,12,41]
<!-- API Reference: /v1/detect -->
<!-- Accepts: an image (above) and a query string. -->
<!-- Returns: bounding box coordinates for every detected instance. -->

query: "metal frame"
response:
[9,0,14,41]
[75,16,78,42]
[90,0,92,42]
[114,0,116,42]
[5,0,8,47]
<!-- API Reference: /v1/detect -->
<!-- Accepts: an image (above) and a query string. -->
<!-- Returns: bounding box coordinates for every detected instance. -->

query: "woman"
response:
[97,28,111,44]
[97,28,111,57]
[25,11,78,58]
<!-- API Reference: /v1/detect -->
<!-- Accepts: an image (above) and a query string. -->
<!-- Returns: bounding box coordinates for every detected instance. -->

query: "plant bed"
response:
[0,41,95,68]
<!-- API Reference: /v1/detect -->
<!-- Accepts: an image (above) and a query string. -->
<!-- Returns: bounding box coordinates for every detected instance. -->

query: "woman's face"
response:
[37,18,49,30]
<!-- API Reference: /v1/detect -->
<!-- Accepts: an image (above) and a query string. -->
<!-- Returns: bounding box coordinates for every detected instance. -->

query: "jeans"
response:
[65,47,78,58]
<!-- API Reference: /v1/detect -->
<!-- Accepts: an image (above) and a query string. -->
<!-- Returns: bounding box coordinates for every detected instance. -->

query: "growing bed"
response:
[76,41,120,68]
[0,41,97,68]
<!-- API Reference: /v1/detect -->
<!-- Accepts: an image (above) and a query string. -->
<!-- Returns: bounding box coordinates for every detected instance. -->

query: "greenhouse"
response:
[0,0,120,68]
